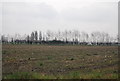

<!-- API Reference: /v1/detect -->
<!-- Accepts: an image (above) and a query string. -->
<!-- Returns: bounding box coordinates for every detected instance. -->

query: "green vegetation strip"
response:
[3,71,118,79]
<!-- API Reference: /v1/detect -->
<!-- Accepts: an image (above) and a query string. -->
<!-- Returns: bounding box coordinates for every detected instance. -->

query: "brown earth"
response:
[2,44,118,78]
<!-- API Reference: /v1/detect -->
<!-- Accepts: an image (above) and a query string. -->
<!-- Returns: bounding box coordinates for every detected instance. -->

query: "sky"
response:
[1,0,119,36]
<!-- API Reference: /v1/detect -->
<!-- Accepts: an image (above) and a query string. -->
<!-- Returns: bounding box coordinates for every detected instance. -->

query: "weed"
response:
[70,58,74,61]
[40,63,43,66]
[93,53,98,55]
[3,50,7,54]
[3,72,32,79]
[47,56,52,60]
[38,62,44,66]
[86,54,91,56]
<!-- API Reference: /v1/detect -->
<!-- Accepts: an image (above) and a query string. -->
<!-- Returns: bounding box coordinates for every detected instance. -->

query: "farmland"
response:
[2,44,118,79]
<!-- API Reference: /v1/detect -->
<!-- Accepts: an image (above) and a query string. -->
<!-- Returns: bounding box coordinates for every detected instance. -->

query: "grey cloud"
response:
[2,2,59,35]
[2,2,117,36]
[3,2,58,20]
[61,2,117,23]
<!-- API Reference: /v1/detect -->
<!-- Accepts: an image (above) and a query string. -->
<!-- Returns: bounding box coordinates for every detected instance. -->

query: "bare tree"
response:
[104,33,110,43]
[46,30,51,41]
[57,30,62,41]
[2,29,117,45]
[2,35,8,43]
[81,32,88,43]
[39,31,42,43]
[35,31,38,41]
[31,32,35,43]
[26,35,30,43]
[65,30,68,42]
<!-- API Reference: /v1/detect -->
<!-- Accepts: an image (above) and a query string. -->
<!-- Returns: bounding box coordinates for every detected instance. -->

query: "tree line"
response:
[1,30,119,45]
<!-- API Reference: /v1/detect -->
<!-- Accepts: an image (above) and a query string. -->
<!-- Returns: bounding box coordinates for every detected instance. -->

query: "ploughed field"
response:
[2,44,118,79]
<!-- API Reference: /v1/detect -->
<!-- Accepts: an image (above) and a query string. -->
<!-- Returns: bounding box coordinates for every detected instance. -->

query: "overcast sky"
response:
[1,0,119,36]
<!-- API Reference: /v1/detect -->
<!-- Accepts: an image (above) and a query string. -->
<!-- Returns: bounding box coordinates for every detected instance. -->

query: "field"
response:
[2,44,118,79]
